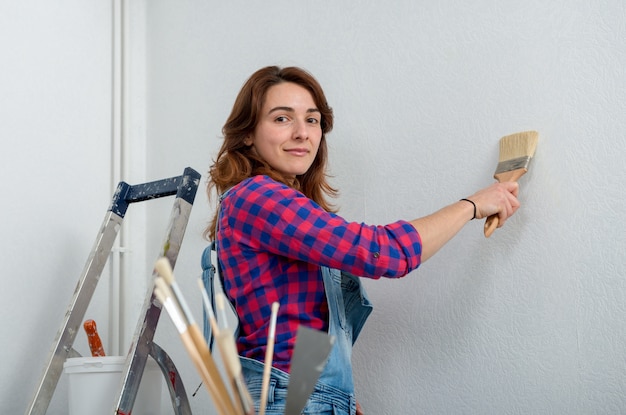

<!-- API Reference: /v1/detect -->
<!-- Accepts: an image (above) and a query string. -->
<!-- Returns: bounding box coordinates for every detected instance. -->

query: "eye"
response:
[307,117,320,124]
[274,115,289,123]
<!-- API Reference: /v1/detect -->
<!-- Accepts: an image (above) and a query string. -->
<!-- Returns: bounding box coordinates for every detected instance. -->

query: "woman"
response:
[202,66,519,414]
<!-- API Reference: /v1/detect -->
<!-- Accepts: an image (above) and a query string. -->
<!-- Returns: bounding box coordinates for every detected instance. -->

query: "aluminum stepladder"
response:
[26,167,201,415]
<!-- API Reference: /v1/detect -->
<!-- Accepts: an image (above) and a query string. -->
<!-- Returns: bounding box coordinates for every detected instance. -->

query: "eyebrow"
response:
[268,106,320,114]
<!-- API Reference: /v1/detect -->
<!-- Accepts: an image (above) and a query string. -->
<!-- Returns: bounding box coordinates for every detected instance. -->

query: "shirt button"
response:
[373,252,380,259]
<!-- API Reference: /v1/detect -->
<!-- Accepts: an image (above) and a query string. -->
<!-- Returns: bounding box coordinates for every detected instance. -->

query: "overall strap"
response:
[201,242,218,350]
[201,188,236,349]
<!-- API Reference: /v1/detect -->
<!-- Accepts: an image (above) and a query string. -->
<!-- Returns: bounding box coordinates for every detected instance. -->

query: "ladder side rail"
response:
[25,182,133,415]
[115,167,200,414]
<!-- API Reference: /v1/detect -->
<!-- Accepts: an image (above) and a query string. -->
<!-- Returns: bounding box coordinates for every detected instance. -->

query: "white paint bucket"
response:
[63,356,162,415]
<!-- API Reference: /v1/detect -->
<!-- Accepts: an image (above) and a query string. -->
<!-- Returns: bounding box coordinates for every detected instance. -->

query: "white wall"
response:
[1,1,153,413]
[1,1,115,413]
[4,1,625,414]
[143,1,626,414]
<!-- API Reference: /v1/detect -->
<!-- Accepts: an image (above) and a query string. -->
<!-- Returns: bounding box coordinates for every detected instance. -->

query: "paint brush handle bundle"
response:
[83,319,105,357]
[484,131,539,237]
[154,257,249,415]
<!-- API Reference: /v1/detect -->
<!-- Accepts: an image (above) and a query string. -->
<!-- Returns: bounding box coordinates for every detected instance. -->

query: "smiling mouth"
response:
[285,148,309,156]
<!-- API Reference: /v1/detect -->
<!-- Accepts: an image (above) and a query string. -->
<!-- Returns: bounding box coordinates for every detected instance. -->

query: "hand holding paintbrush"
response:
[484,131,539,237]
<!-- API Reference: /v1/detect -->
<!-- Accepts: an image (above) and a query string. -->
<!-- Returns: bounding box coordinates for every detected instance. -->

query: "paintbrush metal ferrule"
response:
[494,155,533,175]
[155,286,187,333]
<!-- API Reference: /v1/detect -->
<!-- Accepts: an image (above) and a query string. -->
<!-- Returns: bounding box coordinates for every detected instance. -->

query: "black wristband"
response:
[460,198,476,220]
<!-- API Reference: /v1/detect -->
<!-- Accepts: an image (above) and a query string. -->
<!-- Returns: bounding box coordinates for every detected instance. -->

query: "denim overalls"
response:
[201,196,373,414]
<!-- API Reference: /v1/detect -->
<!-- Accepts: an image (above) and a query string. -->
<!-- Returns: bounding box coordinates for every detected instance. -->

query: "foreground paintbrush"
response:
[215,293,254,415]
[259,302,280,415]
[154,258,236,415]
[484,130,539,237]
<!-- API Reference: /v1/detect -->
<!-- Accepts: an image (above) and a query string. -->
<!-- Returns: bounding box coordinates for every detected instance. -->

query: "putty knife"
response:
[284,326,335,415]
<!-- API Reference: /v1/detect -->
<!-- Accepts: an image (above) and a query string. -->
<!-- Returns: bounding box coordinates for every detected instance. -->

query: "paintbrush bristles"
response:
[155,257,174,284]
[498,130,539,162]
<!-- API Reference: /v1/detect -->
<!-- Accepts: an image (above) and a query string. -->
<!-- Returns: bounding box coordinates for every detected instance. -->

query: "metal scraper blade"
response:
[284,325,335,415]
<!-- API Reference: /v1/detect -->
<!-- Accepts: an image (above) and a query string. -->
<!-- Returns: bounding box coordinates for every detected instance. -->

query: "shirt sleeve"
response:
[223,176,422,278]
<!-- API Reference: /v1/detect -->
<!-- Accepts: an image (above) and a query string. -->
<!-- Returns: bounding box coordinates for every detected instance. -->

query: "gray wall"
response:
[4,1,625,414]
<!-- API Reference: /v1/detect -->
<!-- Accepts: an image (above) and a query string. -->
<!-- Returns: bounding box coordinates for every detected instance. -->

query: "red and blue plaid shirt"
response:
[217,175,422,372]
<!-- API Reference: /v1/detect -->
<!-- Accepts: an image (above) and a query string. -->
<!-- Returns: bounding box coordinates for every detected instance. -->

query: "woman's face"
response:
[246,82,322,179]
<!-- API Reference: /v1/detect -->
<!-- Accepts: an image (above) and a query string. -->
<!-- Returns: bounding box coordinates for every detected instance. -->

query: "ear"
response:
[244,135,253,146]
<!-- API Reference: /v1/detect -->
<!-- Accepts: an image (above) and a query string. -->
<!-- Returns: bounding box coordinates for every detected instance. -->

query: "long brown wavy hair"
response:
[205,66,338,240]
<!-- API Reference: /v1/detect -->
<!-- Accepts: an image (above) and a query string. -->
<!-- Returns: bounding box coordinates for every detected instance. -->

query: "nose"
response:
[293,119,308,140]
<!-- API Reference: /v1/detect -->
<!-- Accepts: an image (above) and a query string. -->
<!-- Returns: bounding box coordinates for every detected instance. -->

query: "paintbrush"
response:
[153,279,229,415]
[197,278,219,336]
[154,259,236,415]
[198,278,252,414]
[259,302,280,415]
[215,293,254,415]
[192,277,221,398]
[484,130,539,237]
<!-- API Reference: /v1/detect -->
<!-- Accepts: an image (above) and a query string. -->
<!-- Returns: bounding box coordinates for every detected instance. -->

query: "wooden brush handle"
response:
[180,329,230,415]
[188,324,239,415]
[484,215,499,237]
[259,341,275,415]
[216,329,253,415]
[83,319,106,357]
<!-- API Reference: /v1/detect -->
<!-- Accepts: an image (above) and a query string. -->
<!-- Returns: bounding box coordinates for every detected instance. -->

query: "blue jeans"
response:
[241,357,356,414]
